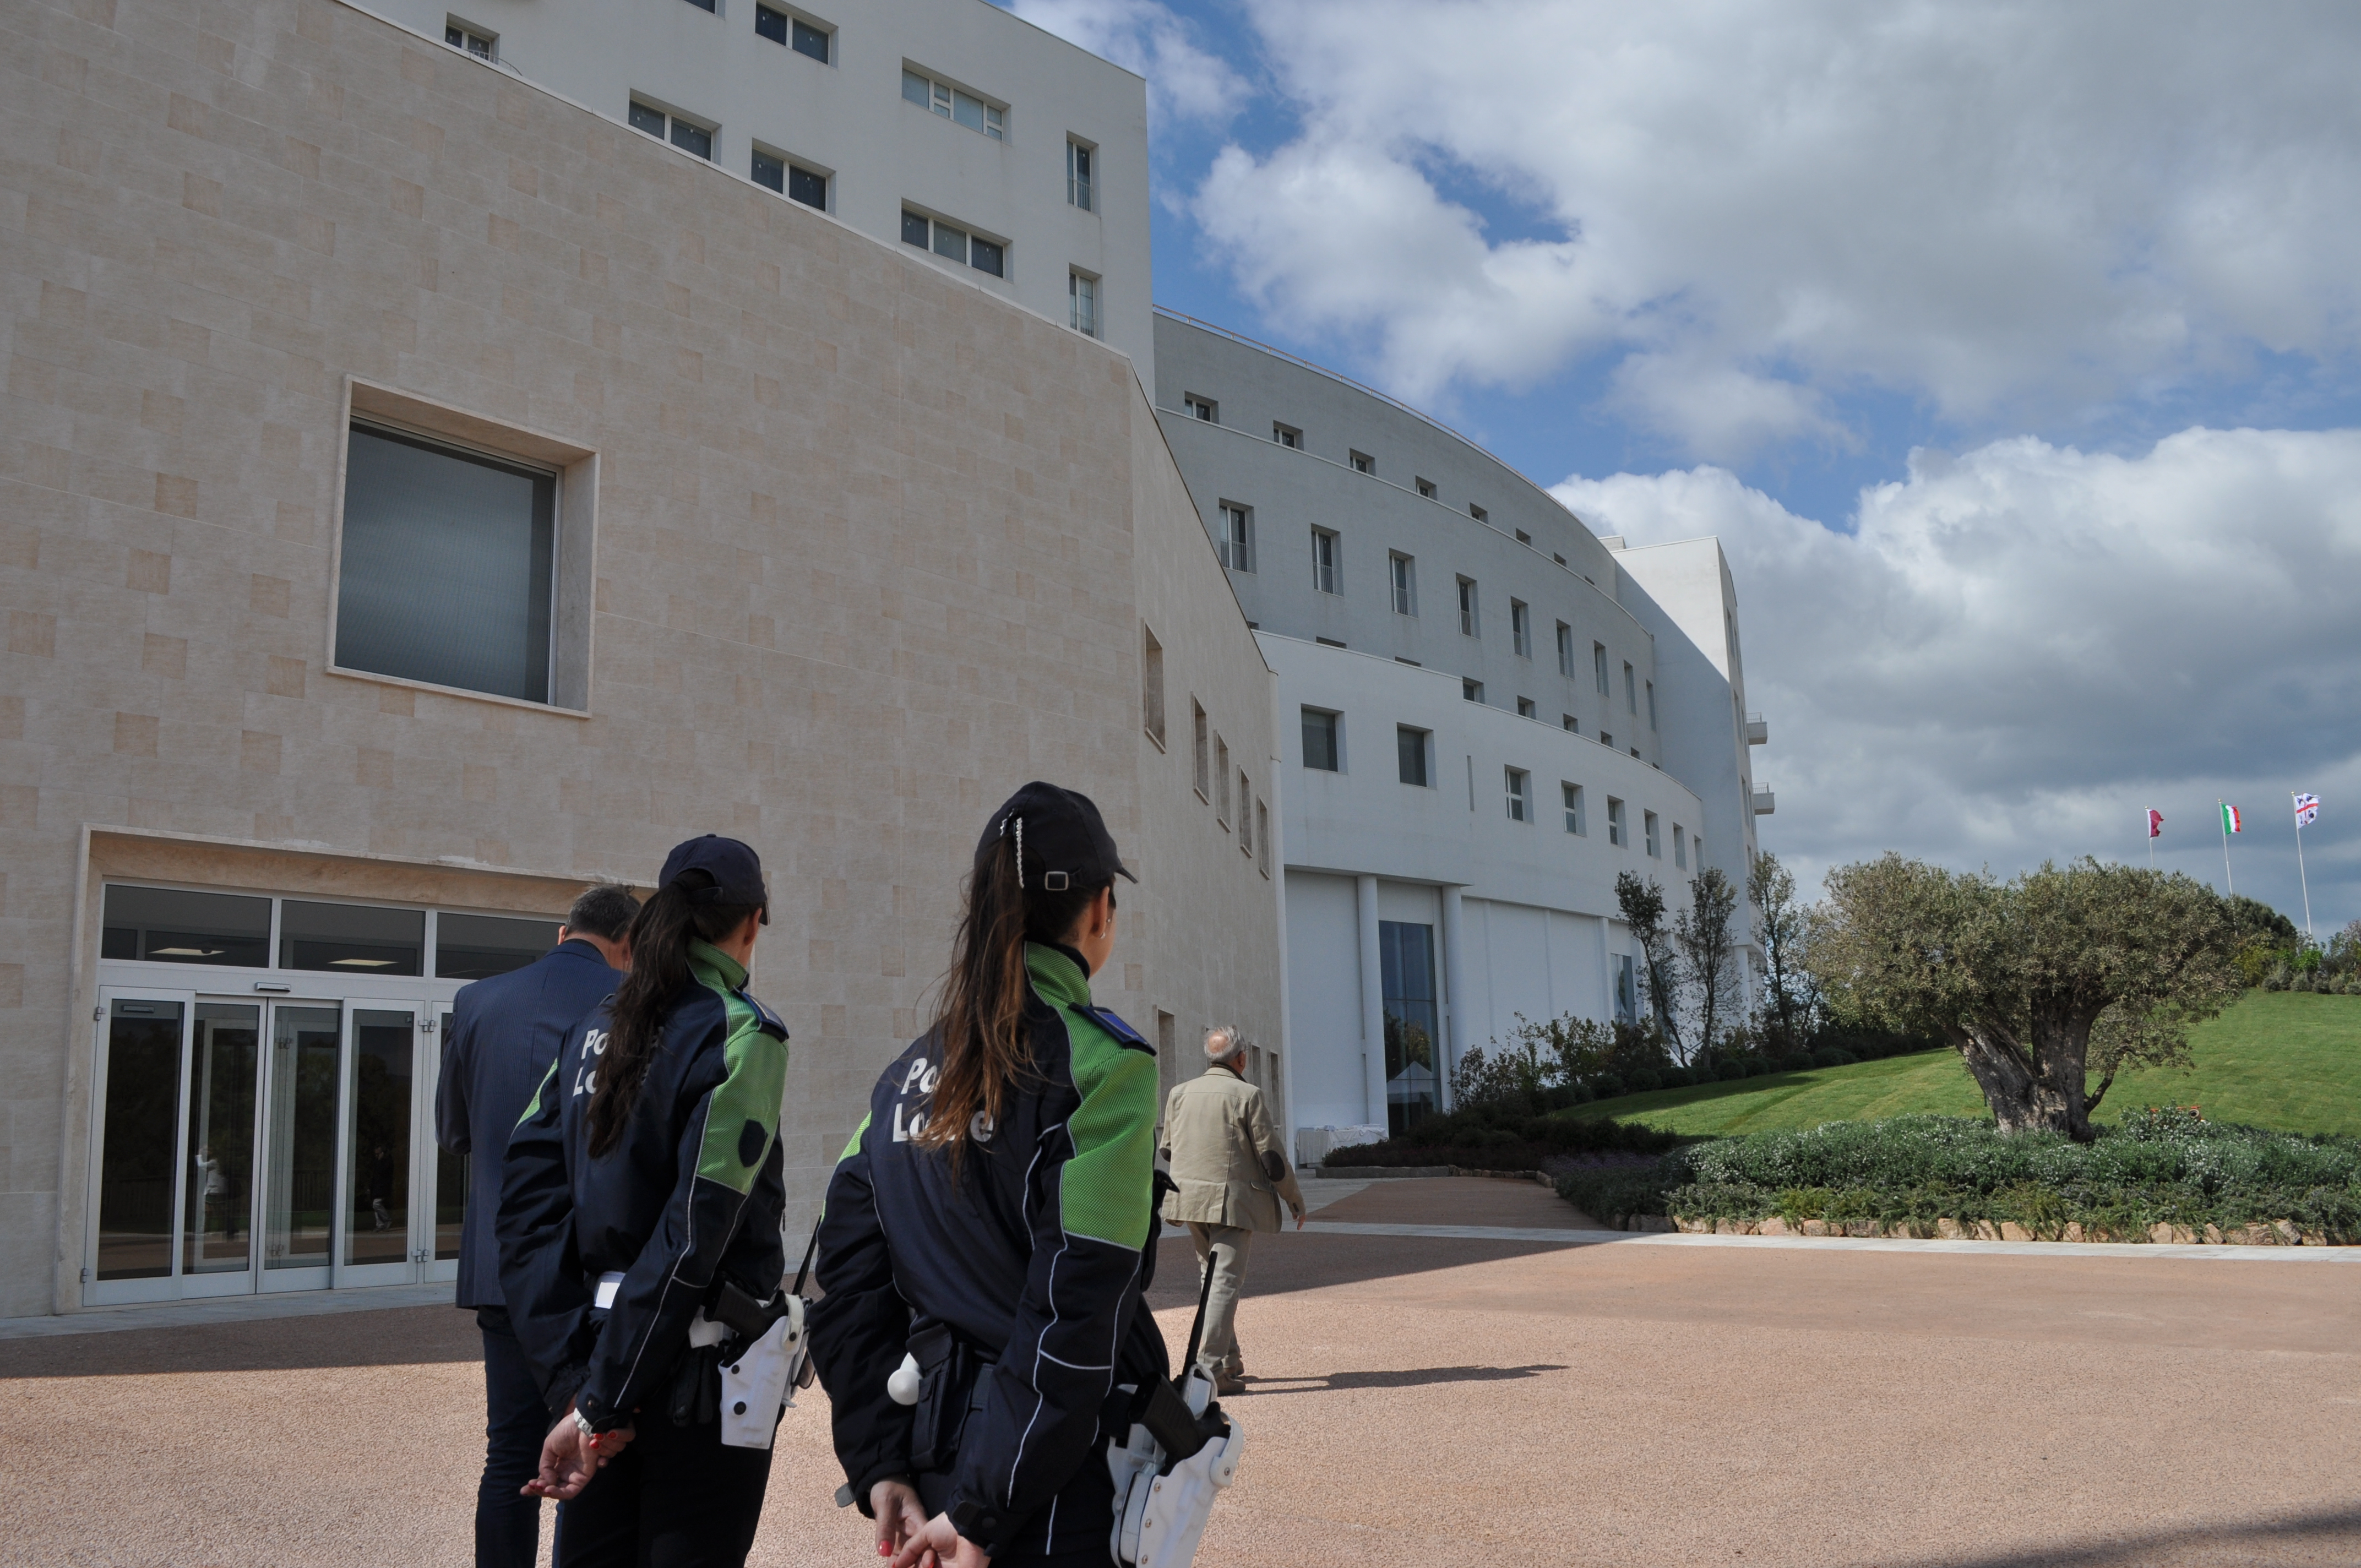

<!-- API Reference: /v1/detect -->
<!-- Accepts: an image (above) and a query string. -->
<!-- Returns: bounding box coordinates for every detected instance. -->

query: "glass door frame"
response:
[85,964,468,1307]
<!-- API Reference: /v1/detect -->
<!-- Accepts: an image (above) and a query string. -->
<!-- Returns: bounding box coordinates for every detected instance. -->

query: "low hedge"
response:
[1555,1110,2361,1241]
[1319,1107,1685,1173]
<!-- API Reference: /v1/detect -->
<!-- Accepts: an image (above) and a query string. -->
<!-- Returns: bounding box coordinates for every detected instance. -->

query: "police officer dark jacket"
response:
[811,799,1167,1561]
[498,929,790,1431]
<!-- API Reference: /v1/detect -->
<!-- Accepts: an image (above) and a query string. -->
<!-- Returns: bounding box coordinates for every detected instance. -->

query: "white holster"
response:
[718,1295,809,1450]
[1106,1373,1244,1568]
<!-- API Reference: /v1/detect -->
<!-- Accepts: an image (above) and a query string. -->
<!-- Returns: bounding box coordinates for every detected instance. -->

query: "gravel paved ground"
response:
[4,1177,2354,1566]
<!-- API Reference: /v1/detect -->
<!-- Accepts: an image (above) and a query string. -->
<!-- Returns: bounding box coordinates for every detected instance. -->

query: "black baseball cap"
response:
[657,835,770,924]
[977,782,1138,892]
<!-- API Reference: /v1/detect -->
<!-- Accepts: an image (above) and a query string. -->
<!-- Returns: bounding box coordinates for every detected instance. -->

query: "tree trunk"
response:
[1952,1013,2097,1139]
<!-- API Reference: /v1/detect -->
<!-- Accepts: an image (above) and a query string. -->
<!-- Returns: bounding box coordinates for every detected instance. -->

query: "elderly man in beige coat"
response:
[1160,1025,1305,1394]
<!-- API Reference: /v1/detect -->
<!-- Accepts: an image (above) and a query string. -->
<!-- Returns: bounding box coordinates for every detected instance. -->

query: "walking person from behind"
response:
[497,837,793,1568]
[1161,1026,1304,1395]
[809,782,1166,1568]
[439,883,638,1568]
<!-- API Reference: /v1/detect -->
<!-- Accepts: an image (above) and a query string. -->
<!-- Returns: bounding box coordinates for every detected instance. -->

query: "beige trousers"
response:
[1184,1222,1254,1380]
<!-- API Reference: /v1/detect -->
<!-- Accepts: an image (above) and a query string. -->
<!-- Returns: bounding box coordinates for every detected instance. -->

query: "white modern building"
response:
[1151,314,1771,1146]
[369,0,1154,375]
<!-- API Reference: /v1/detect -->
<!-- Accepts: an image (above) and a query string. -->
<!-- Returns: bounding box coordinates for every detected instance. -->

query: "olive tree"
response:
[1808,853,2240,1139]
[1748,850,1816,1054]
[1673,865,1740,1062]
[1614,870,1686,1062]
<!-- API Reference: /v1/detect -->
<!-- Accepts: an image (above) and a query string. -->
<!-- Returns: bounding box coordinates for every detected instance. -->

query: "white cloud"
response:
[1007,0,1245,127]
[1192,1,2361,459]
[1553,428,2361,924]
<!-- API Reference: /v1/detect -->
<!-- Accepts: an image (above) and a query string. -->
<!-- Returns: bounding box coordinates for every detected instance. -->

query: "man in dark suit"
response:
[439,882,638,1568]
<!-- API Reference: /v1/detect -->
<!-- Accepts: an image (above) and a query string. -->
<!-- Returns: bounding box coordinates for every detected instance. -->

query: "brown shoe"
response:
[1214,1371,1246,1396]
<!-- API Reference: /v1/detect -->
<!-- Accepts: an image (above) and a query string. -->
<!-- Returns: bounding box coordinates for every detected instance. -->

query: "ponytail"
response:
[586,877,763,1158]
[918,832,1107,1159]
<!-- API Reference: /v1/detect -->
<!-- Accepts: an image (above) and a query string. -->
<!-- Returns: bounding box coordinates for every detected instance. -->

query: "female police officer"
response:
[810,782,1168,1568]
[497,835,792,1567]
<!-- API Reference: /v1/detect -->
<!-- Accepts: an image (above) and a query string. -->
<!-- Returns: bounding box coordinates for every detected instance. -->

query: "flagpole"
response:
[2218,799,2234,895]
[2293,792,2314,937]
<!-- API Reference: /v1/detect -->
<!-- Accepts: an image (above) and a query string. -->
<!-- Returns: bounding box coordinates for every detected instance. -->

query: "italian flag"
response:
[2222,804,2242,834]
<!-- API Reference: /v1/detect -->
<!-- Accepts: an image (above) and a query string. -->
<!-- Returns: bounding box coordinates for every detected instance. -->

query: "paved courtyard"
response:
[4,1178,2357,1567]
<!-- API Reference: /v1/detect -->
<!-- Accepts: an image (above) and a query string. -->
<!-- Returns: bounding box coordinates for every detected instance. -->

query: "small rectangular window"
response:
[1141,624,1165,746]
[791,15,831,61]
[1562,714,1577,732]
[102,885,273,967]
[1515,529,1531,546]
[902,69,932,107]
[753,149,785,192]
[1184,395,1217,423]
[1601,731,1612,749]
[281,900,426,976]
[905,69,1002,139]
[1397,726,1429,787]
[437,913,562,980]
[683,0,715,12]
[1625,661,1638,713]
[1647,679,1657,731]
[969,236,1004,277]
[1350,451,1373,475]
[1193,700,1210,797]
[1217,503,1254,573]
[671,118,712,160]
[1310,527,1340,595]
[1469,503,1488,524]
[1456,576,1478,637]
[1462,678,1484,703]
[1510,600,1531,658]
[1069,271,1098,337]
[1256,801,1271,875]
[1593,641,1609,695]
[1504,767,1530,823]
[1273,423,1301,449]
[1215,736,1231,825]
[1067,140,1095,210]
[1556,622,1574,677]
[932,221,967,262]
[1516,698,1536,719]
[1389,552,1416,616]
[1607,797,1626,846]
[755,6,786,45]
[444,19,496,58]
[1238,769,1253,855]
[901,209,931,247]
[628,99,667,138]
[1562,782,1585,835]
[1415,477,1437,499]
[1645,810,1661,857]
[1302,708,1339,772]
[1673,824,1687,869]
[787,164,826,209]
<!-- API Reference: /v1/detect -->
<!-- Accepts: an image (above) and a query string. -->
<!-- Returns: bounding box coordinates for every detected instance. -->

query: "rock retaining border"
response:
[1617,1215,2340,1245]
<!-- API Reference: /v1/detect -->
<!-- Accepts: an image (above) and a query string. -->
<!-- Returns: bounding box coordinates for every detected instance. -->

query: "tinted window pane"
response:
[683,0,715,12]
[791,18,829,59]
[752,150,785,193]
[902,70,931,107]
[932,223,966,262]
[629,101,666,137]
[754,4,787,43]
[969,237,1003,277]
[102,884,271,967]
[671,119,711,160]
[787,165,827,209]
[280,901,425,977]
[951,91,984,133]
[1302,710,1338,771]
[901,210,929,247]
[1396,727,1427,786]
[336,426,554,704]
[436,913,561,980]
[97,999,183,1280]
[346,1010,412,1267]
[184,1003,259,1275]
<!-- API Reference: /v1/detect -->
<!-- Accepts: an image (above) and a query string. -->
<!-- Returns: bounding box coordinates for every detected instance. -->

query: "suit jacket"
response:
[1159,1064,1303,1233]
[436,938,621,1309]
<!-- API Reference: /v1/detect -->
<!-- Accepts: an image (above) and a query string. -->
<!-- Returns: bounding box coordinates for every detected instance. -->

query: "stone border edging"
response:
[1614,1214,2346,1246]
[1317,1166,1557,1185]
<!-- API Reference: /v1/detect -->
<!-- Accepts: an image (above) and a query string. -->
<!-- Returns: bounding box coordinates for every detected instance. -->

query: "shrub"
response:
[1321,1107,1685,1173]
[1626,1068,1662,1093]
[1811,1048,1857,1068]
[1715,1060,1748,1081]
[1553,1112,2361,1239]
[1592,1072,1626,1101]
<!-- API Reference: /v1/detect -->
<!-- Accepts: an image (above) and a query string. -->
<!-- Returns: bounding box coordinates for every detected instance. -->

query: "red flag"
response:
[2146,809,2163,839]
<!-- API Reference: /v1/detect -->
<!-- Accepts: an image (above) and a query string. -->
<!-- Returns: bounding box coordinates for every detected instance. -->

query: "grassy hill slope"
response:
[1568,991,2361,1137]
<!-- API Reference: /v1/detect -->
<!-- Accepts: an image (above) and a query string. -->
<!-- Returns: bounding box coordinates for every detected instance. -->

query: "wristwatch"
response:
[572,1407,603,1450]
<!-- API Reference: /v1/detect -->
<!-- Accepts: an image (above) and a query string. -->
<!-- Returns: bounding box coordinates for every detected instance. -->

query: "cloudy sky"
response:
[1007,0,2361,930]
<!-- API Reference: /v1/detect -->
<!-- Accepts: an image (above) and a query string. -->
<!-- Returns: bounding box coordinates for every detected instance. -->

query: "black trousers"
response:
[557,1408,774,1568]
[477,1309,552,1568]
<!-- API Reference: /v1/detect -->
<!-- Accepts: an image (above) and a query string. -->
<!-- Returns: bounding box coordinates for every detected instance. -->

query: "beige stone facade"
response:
[1,0,1280,1316]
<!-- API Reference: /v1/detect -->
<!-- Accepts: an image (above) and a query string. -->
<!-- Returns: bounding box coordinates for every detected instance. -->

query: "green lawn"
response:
[1568,991,2361,1137]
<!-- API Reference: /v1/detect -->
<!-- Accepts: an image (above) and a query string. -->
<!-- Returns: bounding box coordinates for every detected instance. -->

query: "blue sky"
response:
[1007,0,2361,930]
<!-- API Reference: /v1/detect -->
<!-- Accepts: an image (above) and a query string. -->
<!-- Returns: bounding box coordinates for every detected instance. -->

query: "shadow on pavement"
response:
[1900,1504,2361,1566]
[1238,1362,1566,1396]
[0,1304,481,1380]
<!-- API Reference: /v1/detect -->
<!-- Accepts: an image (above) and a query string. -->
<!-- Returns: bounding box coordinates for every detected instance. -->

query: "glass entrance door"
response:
[339,1008,417,1286]
[429,1006,465,1282]
[181,1003,262,1298]
[259,1004,341,1291]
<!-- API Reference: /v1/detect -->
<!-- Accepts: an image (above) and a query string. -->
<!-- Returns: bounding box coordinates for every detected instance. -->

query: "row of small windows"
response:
[1301,711,1694,863]
[629,99,830,211]
[1141,627,1272,878]
[463,4,835,64]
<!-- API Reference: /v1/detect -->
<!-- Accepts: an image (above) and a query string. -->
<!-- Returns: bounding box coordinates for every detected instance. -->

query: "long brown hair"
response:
[586,877,764,1158]
[917,830,1107,1155]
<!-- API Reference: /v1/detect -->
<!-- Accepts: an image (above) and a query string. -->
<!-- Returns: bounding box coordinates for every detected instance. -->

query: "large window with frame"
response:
[902,68,1004,139]
[336,423,556,705]
[901,210,1004,277]
[1389,552,1416,616]
[1310,527,1340,595]
[1217,503,1254,572]
[1379,921,1439,1132]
